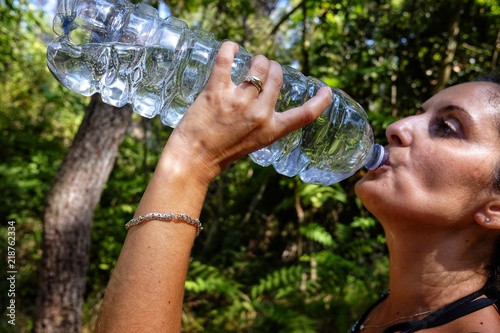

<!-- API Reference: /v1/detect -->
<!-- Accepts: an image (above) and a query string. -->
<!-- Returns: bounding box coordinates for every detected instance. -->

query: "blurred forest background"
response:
[1,0,499,332]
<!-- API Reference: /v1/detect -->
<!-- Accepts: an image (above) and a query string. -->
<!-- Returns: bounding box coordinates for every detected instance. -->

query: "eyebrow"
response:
[415,104,471,116]
[442,104,470,116]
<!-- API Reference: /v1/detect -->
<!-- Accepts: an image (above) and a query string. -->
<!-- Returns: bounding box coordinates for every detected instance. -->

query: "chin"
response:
[354,175,388,213]
[354,172,378,195]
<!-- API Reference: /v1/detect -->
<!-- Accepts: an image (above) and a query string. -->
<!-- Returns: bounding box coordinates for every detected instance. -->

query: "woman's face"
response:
[355,82,500,227]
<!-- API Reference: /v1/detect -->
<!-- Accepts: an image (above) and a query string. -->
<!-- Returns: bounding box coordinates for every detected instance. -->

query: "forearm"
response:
[94,41,332,332]
[95,150,210,333]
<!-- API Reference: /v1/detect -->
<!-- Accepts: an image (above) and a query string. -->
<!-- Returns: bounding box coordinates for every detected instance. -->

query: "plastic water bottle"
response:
[47,0,387,185]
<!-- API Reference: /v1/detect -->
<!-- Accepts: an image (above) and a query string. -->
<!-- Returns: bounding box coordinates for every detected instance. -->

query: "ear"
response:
[475,200,500,229]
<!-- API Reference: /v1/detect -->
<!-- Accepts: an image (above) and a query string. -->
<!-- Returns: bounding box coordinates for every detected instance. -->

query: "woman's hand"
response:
[162,41,332,186]
[95,42,332,333]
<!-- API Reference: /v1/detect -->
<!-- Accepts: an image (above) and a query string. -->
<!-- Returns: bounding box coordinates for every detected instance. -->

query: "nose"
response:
[385,116,414,147]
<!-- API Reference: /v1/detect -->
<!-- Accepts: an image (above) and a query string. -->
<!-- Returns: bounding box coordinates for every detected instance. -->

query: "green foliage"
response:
[186,260,244,298]
[300,223,335,247]
[300,183,348,206]
[0,2,88,331]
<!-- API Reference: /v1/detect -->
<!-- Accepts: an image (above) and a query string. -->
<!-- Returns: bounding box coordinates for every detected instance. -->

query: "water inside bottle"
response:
[48,0,386,186]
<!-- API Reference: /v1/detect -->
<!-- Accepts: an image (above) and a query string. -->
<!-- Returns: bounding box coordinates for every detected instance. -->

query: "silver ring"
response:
[244,75,263,93]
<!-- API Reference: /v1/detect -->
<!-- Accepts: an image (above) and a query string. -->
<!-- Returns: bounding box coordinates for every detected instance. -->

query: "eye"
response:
[435,117,459,137]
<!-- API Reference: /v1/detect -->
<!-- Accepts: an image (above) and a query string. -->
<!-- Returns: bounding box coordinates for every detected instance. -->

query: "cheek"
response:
[415,147,492,197]
[413,148,449,190]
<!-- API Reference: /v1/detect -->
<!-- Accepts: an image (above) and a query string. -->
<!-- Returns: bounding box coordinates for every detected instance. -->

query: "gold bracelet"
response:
[125,212,203,237]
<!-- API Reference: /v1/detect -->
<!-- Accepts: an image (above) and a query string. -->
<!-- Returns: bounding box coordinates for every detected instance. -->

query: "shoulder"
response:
[424,304,500,333]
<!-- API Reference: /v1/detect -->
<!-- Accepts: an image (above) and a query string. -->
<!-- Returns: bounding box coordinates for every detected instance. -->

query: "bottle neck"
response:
[365,144,387,170]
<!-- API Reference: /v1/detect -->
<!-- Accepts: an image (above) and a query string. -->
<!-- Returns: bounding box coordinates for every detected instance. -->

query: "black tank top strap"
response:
[383,295,495,332]
[349,290,390,333]
[383,278,498,333]
[349,277,500,333]
[484,276,500,308]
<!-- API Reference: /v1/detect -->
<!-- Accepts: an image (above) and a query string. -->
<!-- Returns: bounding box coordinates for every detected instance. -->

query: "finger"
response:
[205,41,240,90]
[273,86,333,139]
[240,55,270,96]
[257,60,283,105]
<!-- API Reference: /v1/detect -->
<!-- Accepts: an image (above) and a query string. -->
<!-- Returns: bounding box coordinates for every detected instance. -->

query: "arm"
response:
[95,41,332,333]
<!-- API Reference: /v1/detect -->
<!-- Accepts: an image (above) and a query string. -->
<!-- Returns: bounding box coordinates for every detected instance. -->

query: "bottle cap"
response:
[365,144,388,170]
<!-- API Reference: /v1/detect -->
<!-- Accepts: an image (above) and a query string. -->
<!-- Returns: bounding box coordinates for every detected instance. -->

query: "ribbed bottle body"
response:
[47,0,385,185]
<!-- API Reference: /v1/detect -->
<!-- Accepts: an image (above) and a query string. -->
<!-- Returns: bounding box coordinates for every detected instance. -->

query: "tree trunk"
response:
[433,1,462,93]
[492,28,500,70]
[300,0,310,76]
[34,95,132,333]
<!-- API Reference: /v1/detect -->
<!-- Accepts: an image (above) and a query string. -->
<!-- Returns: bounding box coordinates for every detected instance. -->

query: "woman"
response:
[94,42,500,332]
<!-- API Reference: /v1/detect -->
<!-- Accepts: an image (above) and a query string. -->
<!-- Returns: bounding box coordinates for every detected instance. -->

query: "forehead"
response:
[423,82,500,125]
[424,82,500,111]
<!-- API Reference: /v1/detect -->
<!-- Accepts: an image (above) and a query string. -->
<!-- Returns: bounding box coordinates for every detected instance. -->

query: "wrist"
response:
[158,137,222,188]
[133,149,212,222]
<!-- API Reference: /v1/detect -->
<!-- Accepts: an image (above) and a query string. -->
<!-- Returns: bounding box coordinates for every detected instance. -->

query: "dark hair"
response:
[474,72,500,191]
[474,71,500,85]
[474,72,500,294]
[489,239,500,295]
